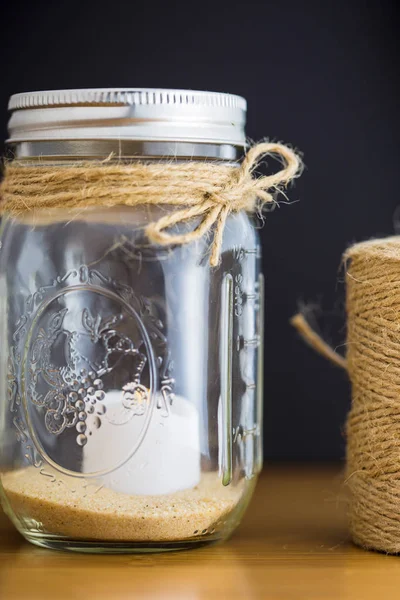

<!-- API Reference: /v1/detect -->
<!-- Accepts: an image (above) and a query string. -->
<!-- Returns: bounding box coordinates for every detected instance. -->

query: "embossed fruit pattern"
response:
[28,305,149,447]
[8,266,175,469]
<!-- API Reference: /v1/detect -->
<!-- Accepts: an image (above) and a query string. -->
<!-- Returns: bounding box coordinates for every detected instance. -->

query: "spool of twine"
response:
[0,142,302,266]
[292,236,400,553]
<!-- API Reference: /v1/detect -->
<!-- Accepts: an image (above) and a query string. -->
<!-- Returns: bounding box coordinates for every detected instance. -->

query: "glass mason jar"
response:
[0,89,263,552]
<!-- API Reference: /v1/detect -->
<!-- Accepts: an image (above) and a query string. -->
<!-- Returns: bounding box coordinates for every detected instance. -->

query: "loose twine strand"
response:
[292,236,400,554]
[290,313,347,370]
[0,142,302,266]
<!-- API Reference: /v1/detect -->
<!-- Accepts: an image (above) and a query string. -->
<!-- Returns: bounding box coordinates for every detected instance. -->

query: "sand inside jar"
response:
[1,468,243,542]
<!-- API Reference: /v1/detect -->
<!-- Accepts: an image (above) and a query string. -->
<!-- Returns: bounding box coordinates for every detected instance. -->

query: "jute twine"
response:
[292,236,400,554]
[0,142,302,266]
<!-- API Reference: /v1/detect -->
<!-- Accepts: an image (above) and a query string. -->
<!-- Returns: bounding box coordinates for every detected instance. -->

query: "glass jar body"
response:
[0,160,263,552]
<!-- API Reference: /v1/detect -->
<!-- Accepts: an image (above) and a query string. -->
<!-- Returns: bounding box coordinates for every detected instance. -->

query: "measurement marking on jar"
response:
[233,246,245,262]
[244,336,260,348]
[236,335,260,351]
[233,425,259,443]
[255,273,265,474]
[246,292,258,301]
[244,248,262,258]
[234,274,244,316]
[220,273,233,486]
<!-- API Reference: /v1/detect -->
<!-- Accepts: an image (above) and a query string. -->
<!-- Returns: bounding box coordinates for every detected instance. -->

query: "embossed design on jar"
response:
[8,265,174,477]
[27,305,150,447]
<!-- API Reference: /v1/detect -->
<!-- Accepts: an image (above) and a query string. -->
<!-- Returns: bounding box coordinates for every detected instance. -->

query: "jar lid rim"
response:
[8,88,247,111]
[7,88,247,147]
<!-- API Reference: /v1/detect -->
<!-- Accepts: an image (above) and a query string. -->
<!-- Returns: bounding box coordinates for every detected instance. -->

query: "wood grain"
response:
[0,466,399,600]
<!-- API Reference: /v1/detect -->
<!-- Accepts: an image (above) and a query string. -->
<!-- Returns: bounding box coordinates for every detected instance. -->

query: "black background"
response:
[1,0,398,461]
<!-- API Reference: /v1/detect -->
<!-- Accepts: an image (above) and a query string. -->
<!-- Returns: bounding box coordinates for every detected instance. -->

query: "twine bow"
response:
[146,142,302,265]
[0,142,302,266]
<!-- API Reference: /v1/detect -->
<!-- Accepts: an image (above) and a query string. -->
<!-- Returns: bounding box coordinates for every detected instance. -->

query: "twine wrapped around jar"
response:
[292,236,400,554]
[0,142,302,266]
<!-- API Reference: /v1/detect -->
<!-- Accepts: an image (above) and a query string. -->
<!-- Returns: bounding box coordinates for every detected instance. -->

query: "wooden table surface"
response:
[1,465,399,600]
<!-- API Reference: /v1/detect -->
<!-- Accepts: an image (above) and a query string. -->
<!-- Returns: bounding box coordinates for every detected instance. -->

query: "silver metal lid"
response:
[7,88,247,146]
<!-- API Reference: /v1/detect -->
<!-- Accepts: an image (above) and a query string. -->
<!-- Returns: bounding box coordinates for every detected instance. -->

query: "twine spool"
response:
[292,236,400,553]
[0,142,302,266]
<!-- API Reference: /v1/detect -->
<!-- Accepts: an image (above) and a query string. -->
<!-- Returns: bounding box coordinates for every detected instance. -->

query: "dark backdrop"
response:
[1,0,398,461]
